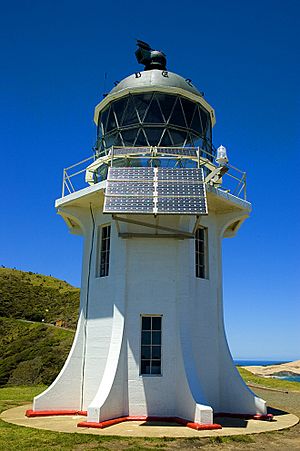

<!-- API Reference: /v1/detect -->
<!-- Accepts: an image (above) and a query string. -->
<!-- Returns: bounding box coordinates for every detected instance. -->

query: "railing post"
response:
[62,169,65,197]
[244,174,247,200]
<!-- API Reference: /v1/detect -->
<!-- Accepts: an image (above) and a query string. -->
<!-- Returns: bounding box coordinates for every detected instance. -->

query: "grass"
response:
[209,435,254,443]
[237,366,300,392]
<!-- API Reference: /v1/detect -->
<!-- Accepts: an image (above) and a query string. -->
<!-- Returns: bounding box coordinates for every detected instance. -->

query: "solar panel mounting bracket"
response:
[112,214,194,238]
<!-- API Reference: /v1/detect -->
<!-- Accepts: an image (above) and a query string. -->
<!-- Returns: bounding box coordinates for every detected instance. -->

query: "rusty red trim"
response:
[25,409,87,417]
[77,415,222,430]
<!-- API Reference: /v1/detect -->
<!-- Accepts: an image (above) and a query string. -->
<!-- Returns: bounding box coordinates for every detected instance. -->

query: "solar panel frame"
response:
[156,148,197,157]
[112,147,152,156]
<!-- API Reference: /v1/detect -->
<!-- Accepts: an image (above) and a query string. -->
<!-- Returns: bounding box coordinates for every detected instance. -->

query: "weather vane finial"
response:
[135,40,167,71]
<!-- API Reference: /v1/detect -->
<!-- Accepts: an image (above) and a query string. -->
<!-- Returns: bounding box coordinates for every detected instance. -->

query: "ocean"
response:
[234,360,300,383]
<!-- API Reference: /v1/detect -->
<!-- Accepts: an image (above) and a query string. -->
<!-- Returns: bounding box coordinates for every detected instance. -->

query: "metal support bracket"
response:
[112,214,194,239]
[205,165,229,184]
[119,233,192,240]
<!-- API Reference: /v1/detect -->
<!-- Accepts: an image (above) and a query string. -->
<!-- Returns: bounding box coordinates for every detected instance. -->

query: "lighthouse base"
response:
[78,415,222,430]
[32,211,267,426]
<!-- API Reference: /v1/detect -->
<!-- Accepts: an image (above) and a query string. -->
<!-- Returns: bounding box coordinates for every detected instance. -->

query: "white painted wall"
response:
[33,193,266,422]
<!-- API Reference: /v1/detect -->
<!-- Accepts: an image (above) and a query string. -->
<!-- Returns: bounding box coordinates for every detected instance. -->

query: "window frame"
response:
[195,226,208,279]
[140,314,162,376]
[96,224,111,278]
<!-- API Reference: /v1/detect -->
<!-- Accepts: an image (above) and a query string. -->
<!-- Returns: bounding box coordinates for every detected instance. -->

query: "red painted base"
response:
[25,409,87,417]
[216,412,274,422]
[77,416,222,430]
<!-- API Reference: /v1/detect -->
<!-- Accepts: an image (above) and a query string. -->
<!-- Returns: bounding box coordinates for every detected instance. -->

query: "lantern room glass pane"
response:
[133,93,153,122]
[159,129,173,147]
[200,109,208,134]
[122,97,139,126]
[156,93,176,122]
[181,98,197,127]
[99,109,109,133]
[169,98,187,128]
[169,129,187,146]
[144,127,164,146]
[114,97,128,126]
[144,97,164,123]
[106,106,117,132]
[104,131,118,149]
[121,128,139,145]
[98,92,213,156]
[190,108,202,134]
[134,129,149,146]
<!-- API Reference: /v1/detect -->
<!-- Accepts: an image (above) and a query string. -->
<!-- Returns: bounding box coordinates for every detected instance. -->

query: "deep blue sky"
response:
[1,0,299,360]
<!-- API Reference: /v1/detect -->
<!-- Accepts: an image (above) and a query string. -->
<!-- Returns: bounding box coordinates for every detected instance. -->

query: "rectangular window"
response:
[98,225,111,277]
[195,227,207,279]
[140,315,162,375]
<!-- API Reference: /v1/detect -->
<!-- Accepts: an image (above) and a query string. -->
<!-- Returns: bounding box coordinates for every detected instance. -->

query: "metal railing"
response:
[61,146,247,200]
[62,155,95,197]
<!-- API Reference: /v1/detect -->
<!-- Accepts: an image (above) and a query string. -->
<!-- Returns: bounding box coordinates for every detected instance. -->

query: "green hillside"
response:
[0,267,79,386]
[0,267,80,328]
[0,317,75,386]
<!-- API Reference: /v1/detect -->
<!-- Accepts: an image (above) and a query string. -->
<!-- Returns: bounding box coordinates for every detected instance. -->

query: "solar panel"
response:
[157,182,203,196]
[112,147,152,156]
[103,166,207,215]
[108,167,154,180]
[156,148,197,157]
[106,181,154,196]
[157,197,207,214]
[157,168,203,181]
[104,196,154,213]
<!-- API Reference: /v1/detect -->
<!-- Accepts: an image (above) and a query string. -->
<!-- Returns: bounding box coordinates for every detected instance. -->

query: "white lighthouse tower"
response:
[29,42,268,428]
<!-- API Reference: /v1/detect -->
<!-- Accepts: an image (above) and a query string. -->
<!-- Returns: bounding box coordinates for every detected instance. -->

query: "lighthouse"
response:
[29,42,268,427]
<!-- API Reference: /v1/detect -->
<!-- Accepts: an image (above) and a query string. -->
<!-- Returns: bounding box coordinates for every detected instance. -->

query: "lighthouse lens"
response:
[97,92,212,155]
